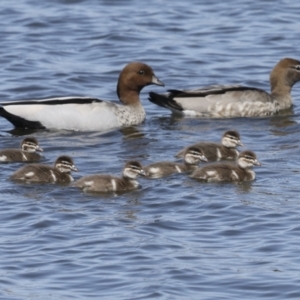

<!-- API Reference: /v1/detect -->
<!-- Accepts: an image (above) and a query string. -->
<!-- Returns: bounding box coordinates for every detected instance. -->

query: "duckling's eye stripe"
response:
[190,151,200,156]
[294,65,300,70]
[131,166,140,170]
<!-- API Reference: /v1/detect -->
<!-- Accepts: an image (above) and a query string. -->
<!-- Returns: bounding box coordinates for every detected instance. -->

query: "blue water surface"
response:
[0,0,300,299]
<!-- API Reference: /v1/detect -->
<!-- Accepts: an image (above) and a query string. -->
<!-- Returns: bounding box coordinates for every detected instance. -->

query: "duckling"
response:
[0,137,43,162]
[0,62,164,131]
[73,161,145,193]
[175,130,243,161]
[190,150,260,182]
[10,155,78,184]
[149,58,300,117]
[143,146,208,178]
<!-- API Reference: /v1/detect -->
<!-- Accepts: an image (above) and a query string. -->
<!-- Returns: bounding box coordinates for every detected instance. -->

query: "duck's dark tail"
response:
[148,91,184,112]
[0,106,44,129]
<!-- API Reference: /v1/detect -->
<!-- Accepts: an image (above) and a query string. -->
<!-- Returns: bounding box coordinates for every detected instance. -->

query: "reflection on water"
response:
[119,126,145,139]
[269,115,299,134]
[235,181,253,194]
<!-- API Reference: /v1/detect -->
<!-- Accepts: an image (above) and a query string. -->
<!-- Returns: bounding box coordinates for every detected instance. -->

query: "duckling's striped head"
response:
[238,150,261,169]
[123,160,145,179]
[54,155,78,173]
[184,146,208,165]
[21,137,43,153]
[222,130,243,148]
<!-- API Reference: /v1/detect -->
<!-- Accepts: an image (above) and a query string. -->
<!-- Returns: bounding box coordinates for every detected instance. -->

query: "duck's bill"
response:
[139,169,146,176]
[254,160,261,166]
[200,156,208,162]
[71,165,79,172]
[151,75,164,86]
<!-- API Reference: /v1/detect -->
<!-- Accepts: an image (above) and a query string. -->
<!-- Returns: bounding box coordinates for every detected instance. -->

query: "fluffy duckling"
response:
[175,130,243,161]
[73,161,145,193]
[190,150,261,182]
[149,58,300,117]
[0,137,43,162]
[143,146,208,178]
[10,155,78,184]
[0,62,164,131]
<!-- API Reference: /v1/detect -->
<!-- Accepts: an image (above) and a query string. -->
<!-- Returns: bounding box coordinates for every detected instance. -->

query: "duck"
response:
[189,150,261,182]
[148,58,300,117]
[73,161,145,193]
[0,137,43,162]
[0,62,164,131]
[10,155,78,183]
[143,146,208,178]
[175,130,243,161]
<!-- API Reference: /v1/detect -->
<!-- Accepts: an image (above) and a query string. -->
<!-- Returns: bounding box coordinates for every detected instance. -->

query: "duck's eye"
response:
[138,70,145,75]
[294,65,300,71]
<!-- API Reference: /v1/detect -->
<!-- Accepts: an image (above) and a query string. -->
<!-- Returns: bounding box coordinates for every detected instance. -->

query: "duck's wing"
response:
[73,174,115,192]
[0,96,118,130]
[191,163,233,181]
[149,85,272,117]
[10,164,51,182]
[0,149,23,162]
[0,96,102,107]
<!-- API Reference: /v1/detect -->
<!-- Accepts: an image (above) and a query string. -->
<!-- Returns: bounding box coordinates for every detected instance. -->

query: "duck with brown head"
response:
[0,62,164,131]
[149,58,300,117]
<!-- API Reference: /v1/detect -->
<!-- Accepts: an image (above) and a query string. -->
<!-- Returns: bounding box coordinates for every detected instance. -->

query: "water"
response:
[0,0,300,299]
